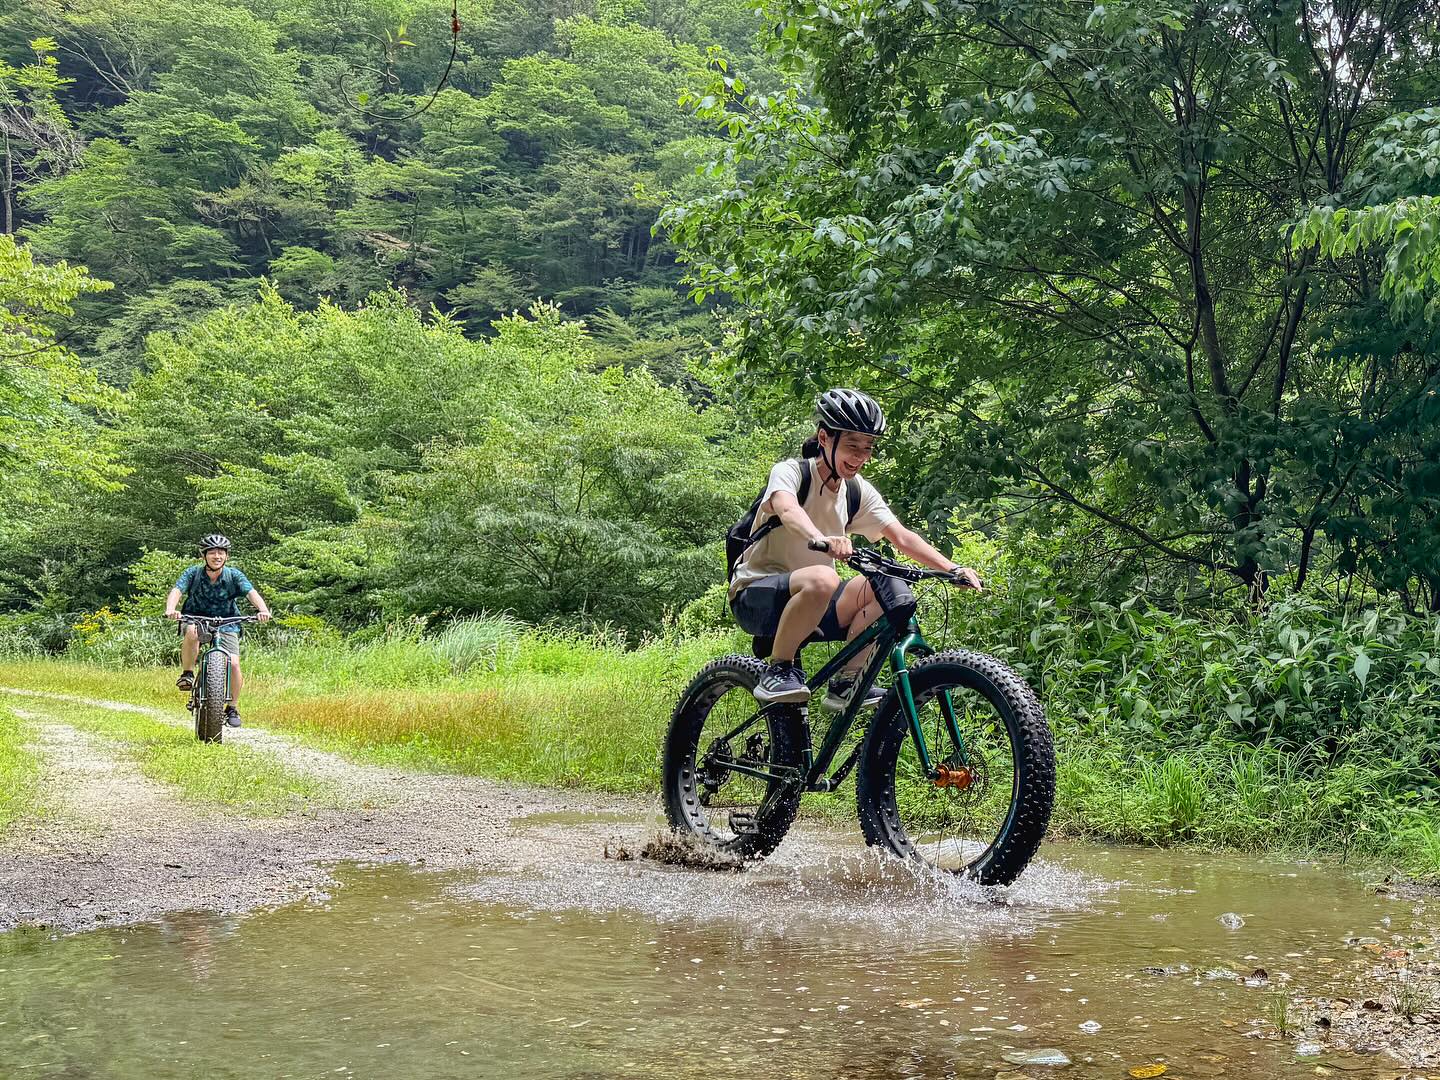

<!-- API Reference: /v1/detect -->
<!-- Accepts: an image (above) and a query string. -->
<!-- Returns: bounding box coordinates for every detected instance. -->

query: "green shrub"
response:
[65,609,178,667]
[674,581,733,637]
[430,614,524,674]
[0,612,75,655]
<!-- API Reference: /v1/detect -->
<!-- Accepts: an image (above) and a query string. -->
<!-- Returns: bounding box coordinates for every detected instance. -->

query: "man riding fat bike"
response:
[728,388,983,708]
[164,534,272,727]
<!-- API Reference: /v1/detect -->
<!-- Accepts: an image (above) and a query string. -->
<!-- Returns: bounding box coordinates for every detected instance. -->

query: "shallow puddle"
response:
[0,835,1433,1078]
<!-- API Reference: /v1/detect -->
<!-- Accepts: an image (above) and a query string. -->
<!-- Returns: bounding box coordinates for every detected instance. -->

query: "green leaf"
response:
[1353,650,1371,691]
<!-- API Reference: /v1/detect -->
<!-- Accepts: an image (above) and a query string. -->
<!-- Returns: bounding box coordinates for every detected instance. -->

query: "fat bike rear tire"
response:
[662,655,807,861]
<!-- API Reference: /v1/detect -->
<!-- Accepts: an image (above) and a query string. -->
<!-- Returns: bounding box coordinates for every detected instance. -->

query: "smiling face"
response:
[203,547,229,571]
[817,428,877,481]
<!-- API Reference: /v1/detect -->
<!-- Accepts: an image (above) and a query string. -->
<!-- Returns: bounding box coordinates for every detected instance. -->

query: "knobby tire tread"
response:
[663,654,805,860]
[198,649,227,744]
[855,649,1054,886]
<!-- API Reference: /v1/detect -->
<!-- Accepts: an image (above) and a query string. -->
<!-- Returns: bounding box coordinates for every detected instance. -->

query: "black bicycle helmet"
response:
[816,388,887,437]
[198,533,232,554]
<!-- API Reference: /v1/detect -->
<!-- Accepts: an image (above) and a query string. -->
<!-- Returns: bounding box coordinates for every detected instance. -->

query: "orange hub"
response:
[933,764,974,790]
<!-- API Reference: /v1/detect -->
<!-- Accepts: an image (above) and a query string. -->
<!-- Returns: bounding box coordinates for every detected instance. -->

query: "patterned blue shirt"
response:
[174,565,255,618]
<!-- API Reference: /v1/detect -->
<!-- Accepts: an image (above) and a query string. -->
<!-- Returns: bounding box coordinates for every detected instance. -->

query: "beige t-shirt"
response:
[729,458,898,599]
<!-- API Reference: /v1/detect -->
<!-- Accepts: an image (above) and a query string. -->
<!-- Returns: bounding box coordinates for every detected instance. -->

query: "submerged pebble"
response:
[1002,1048,1071,1066]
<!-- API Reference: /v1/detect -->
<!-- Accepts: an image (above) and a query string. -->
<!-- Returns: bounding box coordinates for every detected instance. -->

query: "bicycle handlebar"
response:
[173,614,262,624]
[806,540,981,589]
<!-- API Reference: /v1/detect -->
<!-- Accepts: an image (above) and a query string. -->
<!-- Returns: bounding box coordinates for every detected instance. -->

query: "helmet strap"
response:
[819,427,842,488]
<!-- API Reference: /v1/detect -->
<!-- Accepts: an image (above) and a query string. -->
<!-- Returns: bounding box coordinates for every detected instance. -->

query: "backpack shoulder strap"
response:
[844,477,861,525]
[795,458,813,507]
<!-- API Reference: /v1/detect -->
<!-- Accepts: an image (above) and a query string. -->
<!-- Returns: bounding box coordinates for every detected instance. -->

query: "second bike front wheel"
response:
[856,650,1054,886]
[197,649,228,744]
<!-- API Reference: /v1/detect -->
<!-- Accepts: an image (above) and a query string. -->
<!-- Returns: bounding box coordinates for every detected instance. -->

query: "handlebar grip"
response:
[807,538,830,552]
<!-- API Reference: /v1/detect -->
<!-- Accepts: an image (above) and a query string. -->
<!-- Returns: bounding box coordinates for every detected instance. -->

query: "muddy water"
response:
[0,820,1432,1079]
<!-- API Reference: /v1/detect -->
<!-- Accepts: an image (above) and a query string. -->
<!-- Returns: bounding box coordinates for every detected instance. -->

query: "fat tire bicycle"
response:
[662,545,1055,886]
[177,615,258,744]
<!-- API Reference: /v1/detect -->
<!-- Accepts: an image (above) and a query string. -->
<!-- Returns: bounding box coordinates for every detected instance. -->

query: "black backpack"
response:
[726,458,861,581]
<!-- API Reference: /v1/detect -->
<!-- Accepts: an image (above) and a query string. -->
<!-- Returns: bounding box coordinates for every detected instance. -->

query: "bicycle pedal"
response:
[727,811,758,836]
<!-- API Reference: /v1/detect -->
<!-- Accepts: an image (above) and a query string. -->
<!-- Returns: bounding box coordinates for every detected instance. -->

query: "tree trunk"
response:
[2,129,12,235]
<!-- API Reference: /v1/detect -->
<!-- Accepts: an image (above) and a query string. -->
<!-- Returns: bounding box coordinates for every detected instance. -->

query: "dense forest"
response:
[2,0,1440,631]
[7,0,1440,638]
[0,0,785,633]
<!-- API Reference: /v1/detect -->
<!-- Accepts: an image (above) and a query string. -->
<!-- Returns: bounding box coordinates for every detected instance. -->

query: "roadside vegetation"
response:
[0,693,340,817]
[4,577,1436,880]
[45,697,340,814]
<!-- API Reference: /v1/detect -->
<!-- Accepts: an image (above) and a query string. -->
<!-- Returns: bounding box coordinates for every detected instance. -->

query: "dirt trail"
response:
[0,688,646,933]
[1,686,395,794]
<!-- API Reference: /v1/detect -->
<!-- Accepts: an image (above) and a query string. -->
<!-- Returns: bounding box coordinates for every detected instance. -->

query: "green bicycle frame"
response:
[714,614,970,792]
[190,622,238,709]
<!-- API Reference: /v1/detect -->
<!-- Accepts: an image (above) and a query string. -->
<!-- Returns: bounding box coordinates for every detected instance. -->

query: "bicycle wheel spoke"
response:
[692,688,776,841]
[663,655,806,860]
[891,683,1017,872]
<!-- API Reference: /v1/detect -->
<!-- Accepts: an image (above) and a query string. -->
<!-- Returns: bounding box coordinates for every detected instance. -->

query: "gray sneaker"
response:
[822,676,887,712]
[224,705,242,728]
[753,662,810,704]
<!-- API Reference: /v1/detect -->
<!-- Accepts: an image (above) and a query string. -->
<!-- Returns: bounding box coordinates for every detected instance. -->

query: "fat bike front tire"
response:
[856,650,1054,886]
[196,649,228,744]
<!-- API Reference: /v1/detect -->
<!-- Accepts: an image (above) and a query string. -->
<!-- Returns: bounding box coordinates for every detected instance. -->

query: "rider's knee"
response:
[181,624,199,642]
[795,567,840,595]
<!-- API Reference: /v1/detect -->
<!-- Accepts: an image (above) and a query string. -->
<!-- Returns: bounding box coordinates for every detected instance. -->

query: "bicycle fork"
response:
[192,648,237,711]
[892,632,970,781]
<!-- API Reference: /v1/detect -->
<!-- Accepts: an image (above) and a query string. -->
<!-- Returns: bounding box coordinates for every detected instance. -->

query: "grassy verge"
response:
[0,705,42,831]
[0,690,339,815]
[1051,736,1440,880]
[3,633,1437,881]
[2,628,719,792]
[0,664,176,711]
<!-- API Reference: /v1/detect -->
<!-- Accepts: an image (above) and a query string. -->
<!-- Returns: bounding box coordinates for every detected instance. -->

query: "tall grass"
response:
[913,584,1440,878]
[243,624,723,790]
[1,619,729,796]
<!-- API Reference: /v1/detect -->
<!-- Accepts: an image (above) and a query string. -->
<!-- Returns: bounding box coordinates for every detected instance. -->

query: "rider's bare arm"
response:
[881,522,982,591]
[164,587,183,620]
[768,490,854,559]
[246,589,273,623]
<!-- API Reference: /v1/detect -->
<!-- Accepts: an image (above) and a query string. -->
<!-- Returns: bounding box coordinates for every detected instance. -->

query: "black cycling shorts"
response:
[730,573,849,641]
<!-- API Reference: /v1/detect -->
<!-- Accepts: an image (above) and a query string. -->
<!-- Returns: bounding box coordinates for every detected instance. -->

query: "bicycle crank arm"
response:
[715,760,806,787]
